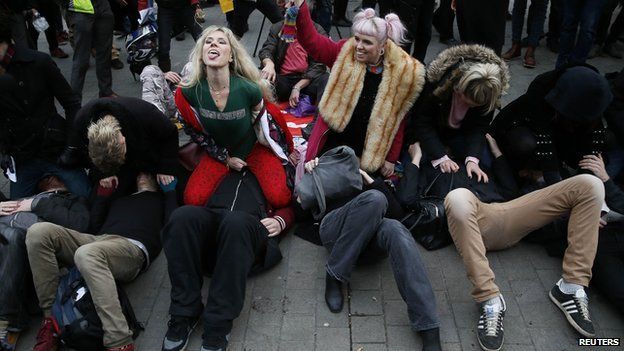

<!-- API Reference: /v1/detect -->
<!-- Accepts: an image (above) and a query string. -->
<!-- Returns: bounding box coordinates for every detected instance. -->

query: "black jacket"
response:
[414,83,492,161]
[0,47,81,162]
[492,64,607,178]
[70,97,179,177]
[258,21,328,81]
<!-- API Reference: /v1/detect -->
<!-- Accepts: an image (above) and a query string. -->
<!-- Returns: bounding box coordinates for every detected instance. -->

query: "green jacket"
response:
[68,0,94,14]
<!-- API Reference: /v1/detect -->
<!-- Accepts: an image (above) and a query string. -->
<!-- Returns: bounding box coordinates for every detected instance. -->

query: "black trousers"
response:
[595,0,624,46]
[433,0,455,41]
[592,251,624,314]
[548,0,563,43]
[456,0,509,55]
[361,0,397,15]
[157,6,202,72]
[274,72,329,103]
[28,0,62,52]
[397,0,436,62]
[162,206,269,339]
[226,0,282,38]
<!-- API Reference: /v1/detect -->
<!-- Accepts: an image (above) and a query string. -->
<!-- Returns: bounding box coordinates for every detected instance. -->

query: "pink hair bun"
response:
[362,8,376,19]
[384,13,401,24]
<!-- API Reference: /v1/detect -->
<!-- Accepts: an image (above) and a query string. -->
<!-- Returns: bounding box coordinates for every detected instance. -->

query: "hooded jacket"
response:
[413,44,510,162]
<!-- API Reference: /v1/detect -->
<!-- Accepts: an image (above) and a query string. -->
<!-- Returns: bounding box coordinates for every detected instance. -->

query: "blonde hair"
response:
[352,8,407,44]
[455,63,503,114]
[181,26,273,101]
[87,115,125,175]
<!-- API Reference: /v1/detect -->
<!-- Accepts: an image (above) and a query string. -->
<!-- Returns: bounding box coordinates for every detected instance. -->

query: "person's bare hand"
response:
[157,174,175,185]
[466,161,489,183]
[227,157,248,171]
[292,0,304,7]
[485,133,503,158]
[261,62,276,82]
[439,159,459,173]
[359,169,375,185]
[451,0,457,11]
[408,142,422,166]
[261,217,283,237]
[14,198,33,213]
[117,0,128,6]
[381,161,395,178]
[599,217,607,229]
[289,88,301,108]
[304,157,319,173]
[0,201,20,215]
[579,154,609,182]
[164,71,182,84]
[99,176,119,189]
[288,151,299,165]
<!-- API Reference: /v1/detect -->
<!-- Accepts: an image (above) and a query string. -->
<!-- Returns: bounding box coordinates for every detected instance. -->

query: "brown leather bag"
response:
[178,142,204,171]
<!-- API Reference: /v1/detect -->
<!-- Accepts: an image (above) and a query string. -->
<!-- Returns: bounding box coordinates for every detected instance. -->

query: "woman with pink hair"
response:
[290,1,441,350]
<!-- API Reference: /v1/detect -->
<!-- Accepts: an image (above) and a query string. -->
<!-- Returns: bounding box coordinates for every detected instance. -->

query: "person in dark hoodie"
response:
[0,175,90,350]
[492,64,614,185]
[58,96,179,195]
[0,7,89,199]
[26,173,177,351]
[160,170,295,351]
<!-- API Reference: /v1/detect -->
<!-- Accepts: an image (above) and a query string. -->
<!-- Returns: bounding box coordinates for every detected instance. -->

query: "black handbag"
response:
[400,172,454,251]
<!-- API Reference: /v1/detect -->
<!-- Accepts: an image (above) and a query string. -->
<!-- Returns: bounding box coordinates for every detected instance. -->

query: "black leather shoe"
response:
[419,327,442,351]
[324,273,343,313]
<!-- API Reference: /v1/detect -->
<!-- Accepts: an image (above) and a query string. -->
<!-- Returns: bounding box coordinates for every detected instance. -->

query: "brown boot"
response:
[523,46,536,68]
[502,43,521,61]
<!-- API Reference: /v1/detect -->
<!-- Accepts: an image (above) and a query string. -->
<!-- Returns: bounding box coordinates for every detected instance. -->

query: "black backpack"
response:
[51,267,143,350]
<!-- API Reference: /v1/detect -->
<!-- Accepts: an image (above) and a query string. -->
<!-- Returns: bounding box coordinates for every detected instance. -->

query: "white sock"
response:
[485,295,503,311]
[558,278,583,295]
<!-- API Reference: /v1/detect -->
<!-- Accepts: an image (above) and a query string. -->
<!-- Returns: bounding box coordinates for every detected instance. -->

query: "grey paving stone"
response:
[502,314,532,345]
[456,328,481,351]
[511,279,551,305]
[427,266,446,291]
[519,301,565,328]
[351,290,383,316]
[441,343,463,351]
[279,340,315,351]
[280,315,315,342]
[315,301,349,328]
[383,300,410,326]
[527,327,582,351]
[435,290,453,316]
[439,314,460,343]
[283,289,317,315]
[444,276,475,303]
[450,302,479,329]
[386,326,422,351]
[350,264,382,290]
[315,327,350,351]
[351,316,386,344]
[244,339,281,351]
[381,272,402,301]
[352,343,387,351]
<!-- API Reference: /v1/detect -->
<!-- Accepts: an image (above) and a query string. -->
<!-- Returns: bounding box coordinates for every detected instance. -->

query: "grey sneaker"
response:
[161,316,198,351]
[549,281,595,337]
[477,295,506,351]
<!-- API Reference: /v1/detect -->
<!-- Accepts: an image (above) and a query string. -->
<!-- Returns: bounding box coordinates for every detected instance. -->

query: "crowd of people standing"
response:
[1,1,624,351]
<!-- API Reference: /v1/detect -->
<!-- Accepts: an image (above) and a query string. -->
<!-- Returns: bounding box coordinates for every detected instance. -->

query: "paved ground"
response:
[10,1,624,350]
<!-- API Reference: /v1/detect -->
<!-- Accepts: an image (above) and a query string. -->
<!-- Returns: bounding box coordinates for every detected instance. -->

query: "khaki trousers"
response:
[444,174,604,302]
[25,222,144,348]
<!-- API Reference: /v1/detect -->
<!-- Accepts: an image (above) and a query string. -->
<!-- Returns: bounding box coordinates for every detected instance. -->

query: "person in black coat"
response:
[413,44,509,184]
[59,96,179,195]
[0,8,89,199]
[454,0,509,55]
[491,64,614,185]
[0,175,89,348]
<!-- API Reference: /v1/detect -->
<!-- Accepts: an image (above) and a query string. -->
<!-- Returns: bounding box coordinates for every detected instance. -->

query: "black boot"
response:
[419,327,442,351]
[324,272,343,313]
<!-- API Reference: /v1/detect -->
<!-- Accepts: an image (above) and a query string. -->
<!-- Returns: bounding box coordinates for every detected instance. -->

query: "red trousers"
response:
[184,144,292,208]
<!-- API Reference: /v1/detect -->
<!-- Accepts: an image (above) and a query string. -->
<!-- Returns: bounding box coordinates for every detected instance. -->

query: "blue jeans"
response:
[511,0,549,47]
[319,190,439,331]
[0,226,31,329]
[10,158,91,199]
[556,0,608,67]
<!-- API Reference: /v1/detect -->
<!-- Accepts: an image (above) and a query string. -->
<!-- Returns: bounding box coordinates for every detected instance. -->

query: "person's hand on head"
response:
[466,161,489,183]
[99,176,118,189]
[439,159,459,173]
[164,71,182,84]
[226,157,248,171]
[579,154,610,182]
[157,174,175,185]
[304,157,319,173]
